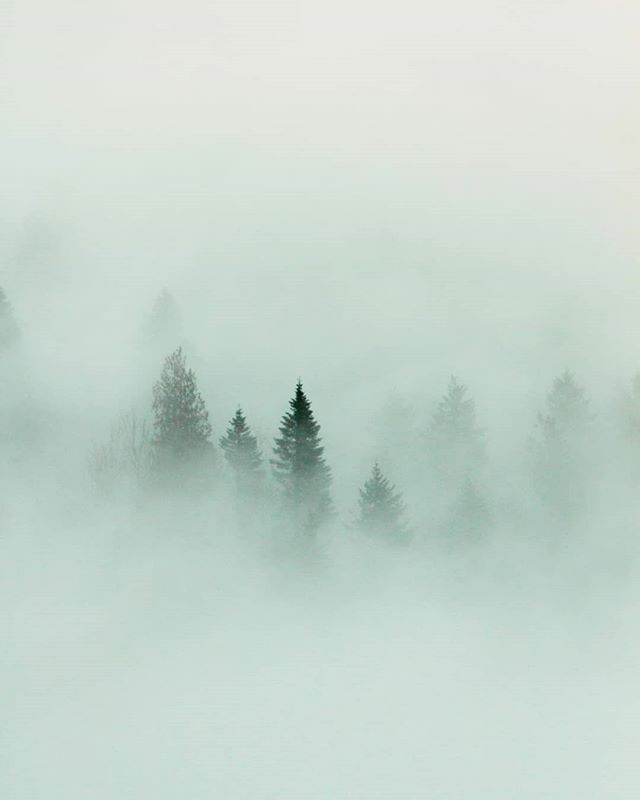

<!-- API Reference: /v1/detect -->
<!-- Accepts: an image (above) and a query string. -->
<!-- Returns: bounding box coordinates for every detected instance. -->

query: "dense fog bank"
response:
[3,0,640,796]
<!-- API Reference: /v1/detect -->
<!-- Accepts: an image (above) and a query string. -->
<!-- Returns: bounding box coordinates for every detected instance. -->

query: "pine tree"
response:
[426,376,485,485]
[151,347,213,480]
[539,369,591,436]
[271,381,332,533]
[530,369,592,516]
[219,407,263,491]
[358,462,409,543]
[0,287,19,351]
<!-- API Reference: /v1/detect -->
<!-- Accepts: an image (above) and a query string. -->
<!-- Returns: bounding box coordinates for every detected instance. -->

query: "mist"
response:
[2,0,640,797]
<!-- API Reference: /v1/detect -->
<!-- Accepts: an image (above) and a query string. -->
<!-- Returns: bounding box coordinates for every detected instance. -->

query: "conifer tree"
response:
[358,462,409,543]
[538,369,591,437]
[151,347,213,480]
[271,381,332,533]
[530,369,592,516]
[426,376,485,485]
[0,287,19,351]
[219,407,263,490]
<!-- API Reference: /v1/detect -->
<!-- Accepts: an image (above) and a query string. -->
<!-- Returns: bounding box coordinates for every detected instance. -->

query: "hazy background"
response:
[1,0,640,797]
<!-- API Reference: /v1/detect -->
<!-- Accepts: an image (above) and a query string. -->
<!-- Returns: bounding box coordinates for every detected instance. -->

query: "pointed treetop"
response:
[151,346,212,463]
[358,461,409,542]
[219,406,263,478]
[272,381,333,532]
[536,369,591,443]
[427,375,486,482]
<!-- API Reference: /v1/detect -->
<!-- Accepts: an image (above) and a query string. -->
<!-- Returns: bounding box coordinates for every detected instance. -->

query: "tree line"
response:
[2,285,640,547]
[90,344,640,547]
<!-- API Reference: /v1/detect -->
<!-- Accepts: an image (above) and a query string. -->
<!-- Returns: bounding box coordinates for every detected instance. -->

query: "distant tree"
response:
[88,411,152,497]
[539,369,591,436]
[614,371,640,480]
[619,372,640,441]
[530,369,593,516]
[0,287,19,351]
[357,462,410,544]
[271,382,333,534]
[151,347,213,482]
[146,288,181,346]
[426,376,485,485]
[219,407,263,491]
[442,478,491,543]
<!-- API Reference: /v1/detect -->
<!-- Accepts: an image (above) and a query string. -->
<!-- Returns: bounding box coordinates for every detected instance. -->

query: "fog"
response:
[2,0,640,797]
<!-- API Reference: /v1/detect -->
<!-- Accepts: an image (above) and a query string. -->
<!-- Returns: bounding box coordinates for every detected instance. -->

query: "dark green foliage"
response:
[443,478,491,543]
[427,376,485,484]
[0,287,19,351]
[220,407,263,489]
[151,347,213,478]
[271,382,333,533]
[358,462,409,543]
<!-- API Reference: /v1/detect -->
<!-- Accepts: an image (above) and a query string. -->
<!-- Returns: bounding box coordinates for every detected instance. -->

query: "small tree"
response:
[271,381,333,534]
[426,376,485,485]
[358,462,409,544]
[151,347,213,482]
[219,407,263,491]
[0,287,19,351]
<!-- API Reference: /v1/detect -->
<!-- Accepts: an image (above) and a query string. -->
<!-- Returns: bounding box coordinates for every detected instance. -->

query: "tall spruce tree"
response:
[0,287,19,351]
[271,381,332,533]
[219,407,263,491]
[426,376,485,485]
[151,347,213,481]
[358,462,409,543]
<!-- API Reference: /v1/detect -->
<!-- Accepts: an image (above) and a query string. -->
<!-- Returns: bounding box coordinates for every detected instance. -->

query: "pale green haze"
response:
[1,1,640,797]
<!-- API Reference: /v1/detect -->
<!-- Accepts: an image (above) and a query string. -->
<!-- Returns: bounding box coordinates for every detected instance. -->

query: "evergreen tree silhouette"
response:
[220,407,263,491]
[151,347,213,483]
[530,369,593,517]
[426,376,485,485]
[358,462,409,543]
[272,381,332,534]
